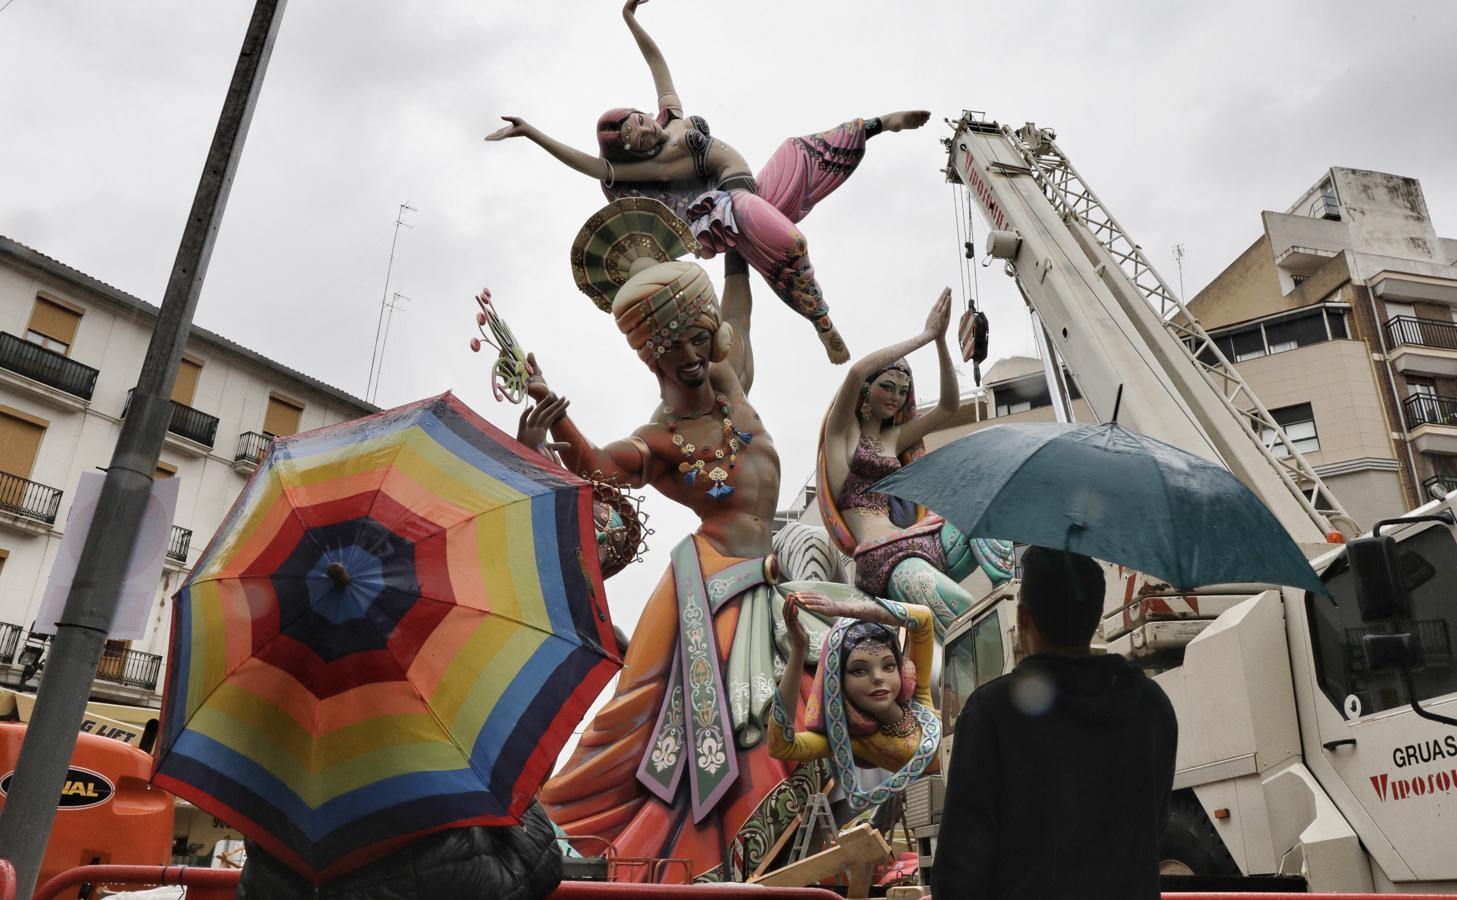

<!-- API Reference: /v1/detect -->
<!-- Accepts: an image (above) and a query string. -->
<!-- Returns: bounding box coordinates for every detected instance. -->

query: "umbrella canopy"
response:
[874,421,1326,595]
[153,392,622,882]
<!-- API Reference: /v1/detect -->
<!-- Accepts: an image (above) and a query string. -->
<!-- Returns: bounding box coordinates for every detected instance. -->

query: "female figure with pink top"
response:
[485,0,930,365]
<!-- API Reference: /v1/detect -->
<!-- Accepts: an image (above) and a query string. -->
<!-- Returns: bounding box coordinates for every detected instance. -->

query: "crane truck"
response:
[903,112,1457,893]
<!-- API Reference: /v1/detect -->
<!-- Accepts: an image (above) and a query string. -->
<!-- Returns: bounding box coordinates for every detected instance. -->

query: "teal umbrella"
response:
[874,421,1327,594]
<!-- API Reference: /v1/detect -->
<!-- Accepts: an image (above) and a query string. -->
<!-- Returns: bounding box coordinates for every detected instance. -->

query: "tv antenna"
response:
[369,292,411,404]
[366,203,416,402]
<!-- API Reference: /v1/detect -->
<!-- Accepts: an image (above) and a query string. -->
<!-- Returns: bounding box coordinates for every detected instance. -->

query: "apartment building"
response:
[0,236,374,706]
[1186,167,1457,527]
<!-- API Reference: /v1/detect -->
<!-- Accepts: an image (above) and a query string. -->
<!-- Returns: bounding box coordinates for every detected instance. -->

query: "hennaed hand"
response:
[925,287,952,338]
[793,589,897,627]
[783,594,809,653]
[485,116,531,142]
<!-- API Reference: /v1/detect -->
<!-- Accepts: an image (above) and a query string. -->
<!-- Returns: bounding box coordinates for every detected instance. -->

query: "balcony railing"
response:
[168,524,193,563]
[1386,315,1457,352]
[95,646,163,691]
[0,622,22,664]
[235,431,273,467]
[123,389,219,448]
[1403,393,1457,429]
[0,332,99,400]
[0,470,63,525]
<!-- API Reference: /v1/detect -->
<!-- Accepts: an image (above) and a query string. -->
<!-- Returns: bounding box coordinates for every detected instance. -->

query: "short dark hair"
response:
[1019,546,1105,648]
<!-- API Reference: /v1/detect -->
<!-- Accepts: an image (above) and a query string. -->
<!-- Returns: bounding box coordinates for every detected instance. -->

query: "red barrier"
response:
[549,885,842,898]
[0,860,15,900]
[33,865,240,900]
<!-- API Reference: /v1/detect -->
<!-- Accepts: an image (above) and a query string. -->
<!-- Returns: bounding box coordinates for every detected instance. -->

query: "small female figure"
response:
[485,0,930,364]
[769,589,940,811]
[818,289,1014,629]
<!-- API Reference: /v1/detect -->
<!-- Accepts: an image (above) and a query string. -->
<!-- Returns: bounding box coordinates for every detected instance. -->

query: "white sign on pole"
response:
[36,471,180,641]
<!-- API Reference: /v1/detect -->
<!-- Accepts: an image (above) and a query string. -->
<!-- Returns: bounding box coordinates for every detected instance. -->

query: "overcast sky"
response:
[3,0,1455,641]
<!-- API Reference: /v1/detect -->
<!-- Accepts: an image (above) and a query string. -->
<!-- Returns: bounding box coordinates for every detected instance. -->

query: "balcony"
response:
[233,431,273,475]
[1386,315,1457,378]
[96,646,163,692]
[0,622,22,664]
[1,629,162,695]
[123,389,219,455]
[0,332,98,411]
[0,470,63,533]
[1404,393,1457,455]
[167,524,193,565]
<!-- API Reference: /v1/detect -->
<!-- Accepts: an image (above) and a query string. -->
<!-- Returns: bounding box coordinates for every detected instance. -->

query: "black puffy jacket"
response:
[237,801,563,900]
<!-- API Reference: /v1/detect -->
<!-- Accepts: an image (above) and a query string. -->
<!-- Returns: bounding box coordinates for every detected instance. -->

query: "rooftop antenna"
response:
[368,292,411,404]
[1171,243,1186,301]
[366,202,416,401]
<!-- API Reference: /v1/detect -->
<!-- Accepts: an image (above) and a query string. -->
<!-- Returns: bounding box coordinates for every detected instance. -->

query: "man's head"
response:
[612,259,732,384]
[1017,545,1104,655]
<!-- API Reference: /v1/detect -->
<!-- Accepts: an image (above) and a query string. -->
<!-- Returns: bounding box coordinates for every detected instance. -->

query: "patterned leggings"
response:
[887,524,1013,630]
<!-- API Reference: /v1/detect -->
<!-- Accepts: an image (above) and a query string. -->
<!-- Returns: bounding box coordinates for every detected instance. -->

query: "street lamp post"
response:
[0,3,287,896]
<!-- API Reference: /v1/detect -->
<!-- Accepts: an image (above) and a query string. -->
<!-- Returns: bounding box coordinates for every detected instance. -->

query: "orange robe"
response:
[542,535,817,881]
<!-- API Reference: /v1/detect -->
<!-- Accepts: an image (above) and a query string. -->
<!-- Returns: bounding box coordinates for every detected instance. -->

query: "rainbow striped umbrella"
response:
[153,392,621,882]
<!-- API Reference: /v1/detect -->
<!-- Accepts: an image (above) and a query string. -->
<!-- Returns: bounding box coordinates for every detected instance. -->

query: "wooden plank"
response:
[750,823,890,897]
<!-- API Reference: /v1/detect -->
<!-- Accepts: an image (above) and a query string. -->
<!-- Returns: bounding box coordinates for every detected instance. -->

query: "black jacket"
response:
[931,653,1177,900]
[237,800,563,900]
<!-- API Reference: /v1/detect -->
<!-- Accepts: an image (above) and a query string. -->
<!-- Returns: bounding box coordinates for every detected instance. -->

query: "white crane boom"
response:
[945,112,1350,544]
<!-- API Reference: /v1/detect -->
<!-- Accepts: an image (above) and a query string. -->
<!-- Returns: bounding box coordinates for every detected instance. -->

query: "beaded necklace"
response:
[664,392,753,500]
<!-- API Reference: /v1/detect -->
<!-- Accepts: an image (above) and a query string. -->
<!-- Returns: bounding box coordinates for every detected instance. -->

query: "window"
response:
[1327,309,1349,339]
[25,297,82,357]
[0,408,47,480]
[171,357,203,406]
[1406,377,1437,399]
[995,399,1032,417]
[1308,525,1457,718]
[1258,403,1319,459]
[942,610,1006,731]
[262,394,304,438]
[1231,328,1267,362]
[1264,311,1330,355]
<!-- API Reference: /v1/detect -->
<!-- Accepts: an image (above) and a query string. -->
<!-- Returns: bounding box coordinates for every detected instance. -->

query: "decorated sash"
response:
[637,537,769,823]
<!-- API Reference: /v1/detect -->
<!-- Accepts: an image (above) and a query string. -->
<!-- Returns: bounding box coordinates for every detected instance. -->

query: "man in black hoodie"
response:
[931,546,1177,899]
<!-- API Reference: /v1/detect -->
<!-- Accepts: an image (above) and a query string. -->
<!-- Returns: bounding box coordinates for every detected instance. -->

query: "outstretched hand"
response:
[622,0,647,17]
[517,393,570,455]
[791,589,899,628]
[924,288,952,339]
[485,116,531,142]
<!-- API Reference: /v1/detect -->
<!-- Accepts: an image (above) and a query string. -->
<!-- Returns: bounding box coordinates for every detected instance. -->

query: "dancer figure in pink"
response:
[485,0,930,365]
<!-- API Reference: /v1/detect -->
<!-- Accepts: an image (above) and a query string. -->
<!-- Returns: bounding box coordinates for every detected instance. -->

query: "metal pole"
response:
[0,3,286,896]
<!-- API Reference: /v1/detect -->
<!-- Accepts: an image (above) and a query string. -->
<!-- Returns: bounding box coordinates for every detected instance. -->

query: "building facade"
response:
[1187,167,1457,527]
[0,237,374,706]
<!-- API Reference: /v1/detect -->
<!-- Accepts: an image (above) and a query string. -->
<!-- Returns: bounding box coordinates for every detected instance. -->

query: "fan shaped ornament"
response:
[468,287,532,403]
[570,197,702,312]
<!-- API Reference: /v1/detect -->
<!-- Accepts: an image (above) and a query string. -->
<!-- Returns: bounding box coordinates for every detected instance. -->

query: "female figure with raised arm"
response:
[485,0,930,365]
[769,588,941,811]
[818,289,1014,629]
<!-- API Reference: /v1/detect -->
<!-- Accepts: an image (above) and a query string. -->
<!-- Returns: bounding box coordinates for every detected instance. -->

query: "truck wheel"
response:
[1159,793,1238,877]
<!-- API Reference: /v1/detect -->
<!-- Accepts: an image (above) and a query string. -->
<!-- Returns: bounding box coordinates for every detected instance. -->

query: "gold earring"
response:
[859,401,872,420]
